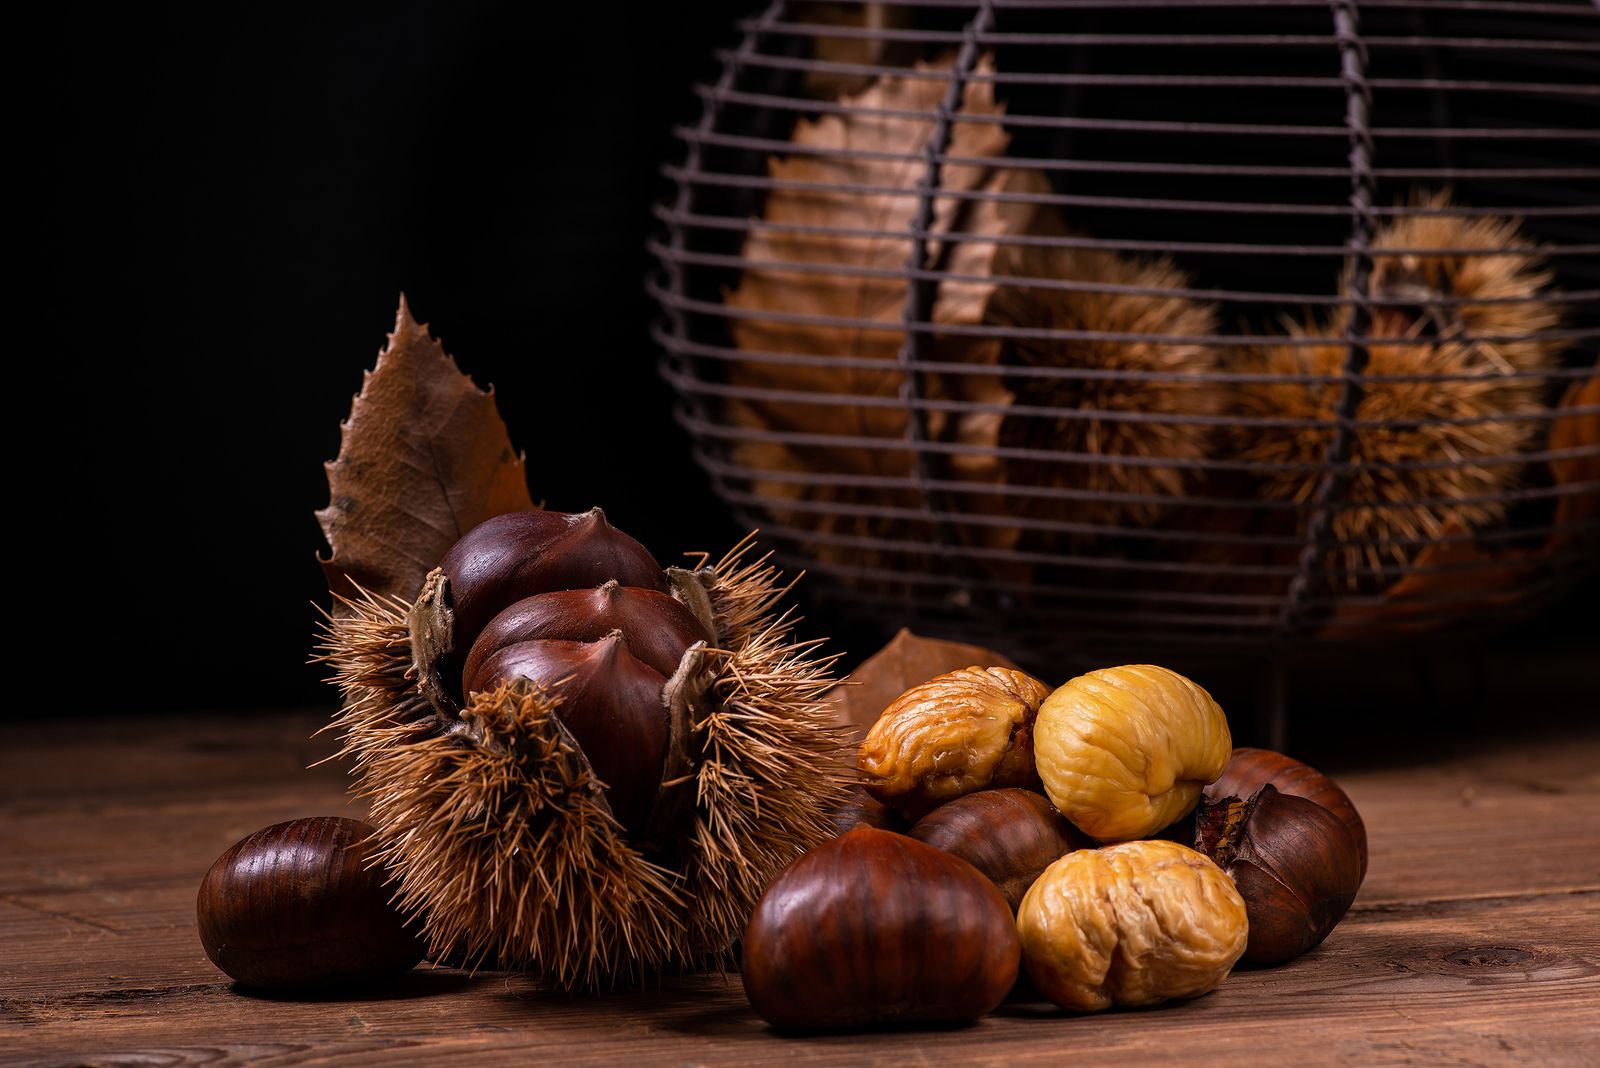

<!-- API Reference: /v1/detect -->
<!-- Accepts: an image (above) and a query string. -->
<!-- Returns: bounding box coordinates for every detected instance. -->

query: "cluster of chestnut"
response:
[742,664,1367,1030]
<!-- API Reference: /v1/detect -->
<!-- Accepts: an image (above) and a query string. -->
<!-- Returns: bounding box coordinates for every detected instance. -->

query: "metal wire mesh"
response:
[649,0,1600,669]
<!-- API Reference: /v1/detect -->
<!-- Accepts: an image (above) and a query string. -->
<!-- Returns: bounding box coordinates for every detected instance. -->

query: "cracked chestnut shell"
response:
[1206,747,1368,879]
[197,817,423,990]
[908,789,1088,911]
[741,825,1020,1031]
[1194,784,1363,967]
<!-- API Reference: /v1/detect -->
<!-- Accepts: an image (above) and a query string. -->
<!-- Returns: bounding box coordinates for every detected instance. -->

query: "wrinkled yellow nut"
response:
[857,666,1052,820]
[1017,839,1248,1012]
[1034,664,1231,841]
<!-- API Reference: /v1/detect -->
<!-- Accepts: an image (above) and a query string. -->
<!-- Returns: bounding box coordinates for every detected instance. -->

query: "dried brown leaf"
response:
[723,54,1047,577]
[317,297,533,608]
[825,627,1019,742]
[791,3,915,99]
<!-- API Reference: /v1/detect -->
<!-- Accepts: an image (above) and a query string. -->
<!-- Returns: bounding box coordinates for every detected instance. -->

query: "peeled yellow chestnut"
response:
[908,789,1089,911]
[857,666,1052,821]
[1194,784,1363,966]
[197,817,422,991]
[1034,665,1231,842]
[1017,839,1247,1012]
[741,825,1020,1031]
[1207,747,1368,878]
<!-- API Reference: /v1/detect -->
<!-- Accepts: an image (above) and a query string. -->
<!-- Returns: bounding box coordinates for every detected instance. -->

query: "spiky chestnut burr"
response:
[988,240,1223,535]
[316,515,849,990]
[1230,193,1564,578]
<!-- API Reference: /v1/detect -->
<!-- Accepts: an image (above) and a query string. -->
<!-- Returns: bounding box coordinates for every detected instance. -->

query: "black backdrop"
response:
[46,3,756,713]
[42,3,1595,736]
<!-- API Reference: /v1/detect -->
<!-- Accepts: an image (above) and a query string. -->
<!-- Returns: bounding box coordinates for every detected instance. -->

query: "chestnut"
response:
[197,817,423,990]
[1194,784,1363,967]
[461,580,709,688]
[908,789,1088,911]
[470,633,670,835]
[741,825,1020,1030]
[438,508,667,660]
[1207,747,1368,878]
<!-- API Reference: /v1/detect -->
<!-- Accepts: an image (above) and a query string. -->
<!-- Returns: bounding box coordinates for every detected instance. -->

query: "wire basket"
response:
[648,0,1600,673]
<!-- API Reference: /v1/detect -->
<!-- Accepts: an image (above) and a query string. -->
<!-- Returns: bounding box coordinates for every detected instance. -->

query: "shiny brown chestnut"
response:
[471,633,669,835]
[1207,747,1368,878]
[438,508,667,661]
[908,789,1088,911]
[741,825,1020,1031]
[462,580,708,689]
[1194,784,1363,967]
[197,817,422,990]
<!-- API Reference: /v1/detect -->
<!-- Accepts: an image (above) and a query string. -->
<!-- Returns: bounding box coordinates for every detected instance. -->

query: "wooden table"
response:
[4,712,1597,1066]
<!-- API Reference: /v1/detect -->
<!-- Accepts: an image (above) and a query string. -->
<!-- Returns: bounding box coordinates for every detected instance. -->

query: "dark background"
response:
[42,3,1595,744]
[46,2,753,715]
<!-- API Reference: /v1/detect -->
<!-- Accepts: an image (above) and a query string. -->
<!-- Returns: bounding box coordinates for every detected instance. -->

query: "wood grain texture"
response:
[3,713,1597,1067]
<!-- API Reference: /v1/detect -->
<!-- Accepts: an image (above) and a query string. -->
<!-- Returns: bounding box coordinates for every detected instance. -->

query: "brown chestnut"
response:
[741,825,1020,1030]
[438,508,667,661]
[1207,747,1368,878]
[197,817,423,990]
[471,633,669,835]
[908,789,1088,911]
[1194,784,1363,967]
[462,580,709,689]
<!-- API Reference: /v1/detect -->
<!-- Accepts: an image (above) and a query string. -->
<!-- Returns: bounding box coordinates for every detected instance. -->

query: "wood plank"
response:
[2,713,1598,1066]
[6,894,1596,1066]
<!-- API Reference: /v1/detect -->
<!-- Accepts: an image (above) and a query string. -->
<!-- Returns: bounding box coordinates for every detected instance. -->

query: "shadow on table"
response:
[231,966,481,1003]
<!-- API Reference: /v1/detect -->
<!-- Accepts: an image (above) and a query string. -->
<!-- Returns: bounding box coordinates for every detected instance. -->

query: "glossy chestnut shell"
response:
[741,825,1020,1030]
[462,580,708,689]
[438,508,666,659]
[908,789,1088,911]
[196,817,422,990]
[471,634,669,834]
